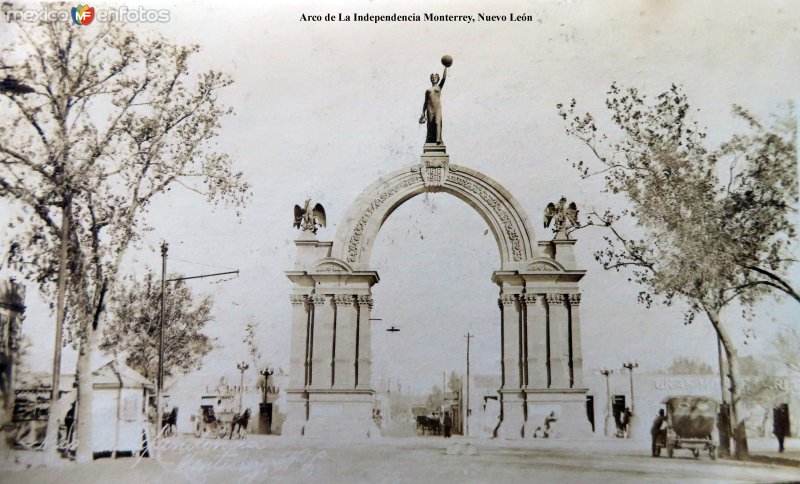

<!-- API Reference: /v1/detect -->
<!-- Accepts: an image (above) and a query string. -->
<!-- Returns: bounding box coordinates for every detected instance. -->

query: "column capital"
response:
[333,294,356,307]
[311,294,328,306]
[357,295,374,308]
[521,293,540,305]
[546,293,566,305]
[289,295,307,305]
[498,294,517,307]
[568,293,582,306]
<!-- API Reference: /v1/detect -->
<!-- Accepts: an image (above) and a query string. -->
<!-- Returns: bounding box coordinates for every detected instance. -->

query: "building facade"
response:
[0,280,25,430]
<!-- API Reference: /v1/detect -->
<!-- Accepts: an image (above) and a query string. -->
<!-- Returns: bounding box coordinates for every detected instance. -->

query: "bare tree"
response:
[558,84,796,459]
[0,16,248,461]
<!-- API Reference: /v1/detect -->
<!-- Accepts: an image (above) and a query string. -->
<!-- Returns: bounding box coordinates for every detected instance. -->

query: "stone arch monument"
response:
[284,144,592,438]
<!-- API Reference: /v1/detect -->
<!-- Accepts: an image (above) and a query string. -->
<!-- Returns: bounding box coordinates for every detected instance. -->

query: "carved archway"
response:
[283,153,591,440]
[331,162,539,270]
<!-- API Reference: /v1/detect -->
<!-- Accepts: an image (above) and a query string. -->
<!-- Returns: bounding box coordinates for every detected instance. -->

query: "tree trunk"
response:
[74,324,96,463]
[706,308,749,459]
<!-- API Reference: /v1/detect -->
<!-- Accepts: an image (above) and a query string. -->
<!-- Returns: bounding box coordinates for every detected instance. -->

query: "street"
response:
[2,436,798,483]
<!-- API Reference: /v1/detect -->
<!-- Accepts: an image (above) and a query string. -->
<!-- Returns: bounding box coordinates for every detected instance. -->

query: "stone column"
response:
[568,294,584,388]
[546,293,570,388]
[497,292,525,438]
[356,295,373,389]
[310,294,334,388]
[289,295,309,389]
[500,294,522,389]
[333,294,357,389]
[523,294,548,389]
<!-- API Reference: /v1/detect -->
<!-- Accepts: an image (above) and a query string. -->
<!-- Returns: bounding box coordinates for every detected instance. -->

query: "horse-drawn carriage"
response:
[191,395,251,439]
[416,414,441,436]
[193,395,236,438]
[653,396,718,460]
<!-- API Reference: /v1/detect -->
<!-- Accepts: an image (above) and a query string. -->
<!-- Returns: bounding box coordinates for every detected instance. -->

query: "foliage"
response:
[557,85,797,317]
[447,371,462,393]
[557,83,797,459]
[242,319,263,370]
[0,13,248,460]
[661,356,714,375]
[100,269,215,382]
[425,385,443,412]
[770,325,800,373]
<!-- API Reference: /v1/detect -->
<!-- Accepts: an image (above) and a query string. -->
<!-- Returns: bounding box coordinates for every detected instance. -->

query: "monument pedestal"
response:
[286,389,377,438]
[525,388,593,438]
[495,389,526,439]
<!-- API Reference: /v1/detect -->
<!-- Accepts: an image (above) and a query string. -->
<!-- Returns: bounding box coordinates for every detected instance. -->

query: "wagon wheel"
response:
[193,419,202,438]
[692,449,700,458]
[667,444,674,458]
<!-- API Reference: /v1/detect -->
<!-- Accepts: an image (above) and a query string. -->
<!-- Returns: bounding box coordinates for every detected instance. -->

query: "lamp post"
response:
[237,361,249,413]
[260,367,274,434]
[600,368,613,437]
[622,361,638,438]
[260,367,274,404]
[464,332,473,437]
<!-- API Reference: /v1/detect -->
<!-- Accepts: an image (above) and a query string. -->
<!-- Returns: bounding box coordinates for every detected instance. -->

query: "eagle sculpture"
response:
[294,199,326,234]
[544,196,579,235]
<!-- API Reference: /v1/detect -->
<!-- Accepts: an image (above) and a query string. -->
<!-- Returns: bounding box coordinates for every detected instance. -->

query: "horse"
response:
[229,408,251,439]
[161,407,178,437]
[415,415,441,436]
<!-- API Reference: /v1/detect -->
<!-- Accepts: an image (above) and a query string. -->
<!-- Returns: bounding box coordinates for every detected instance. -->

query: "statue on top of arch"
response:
[419,55,452,147]
[544,196,580,238]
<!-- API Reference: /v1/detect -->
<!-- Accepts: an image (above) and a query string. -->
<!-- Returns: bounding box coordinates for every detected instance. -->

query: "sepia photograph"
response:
[0,0,798,482]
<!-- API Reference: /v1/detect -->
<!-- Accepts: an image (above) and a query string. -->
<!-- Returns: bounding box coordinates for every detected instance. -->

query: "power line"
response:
[167,256,238,272]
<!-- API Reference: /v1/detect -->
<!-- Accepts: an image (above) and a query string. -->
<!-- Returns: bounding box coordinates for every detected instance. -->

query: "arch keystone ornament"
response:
[283,58,591,439]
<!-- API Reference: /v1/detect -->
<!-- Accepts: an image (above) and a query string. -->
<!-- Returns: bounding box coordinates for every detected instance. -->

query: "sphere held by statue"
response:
[441,55,453,67]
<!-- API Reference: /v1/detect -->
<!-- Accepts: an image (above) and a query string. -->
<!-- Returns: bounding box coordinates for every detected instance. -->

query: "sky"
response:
[1,0,798,397]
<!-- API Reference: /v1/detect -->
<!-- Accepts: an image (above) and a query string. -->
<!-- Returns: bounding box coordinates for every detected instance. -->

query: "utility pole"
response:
[442,371,446,414]
[156,242,168,439]
[600,368,613,437]
[622,361,638,438]
[155,242,238,439]
[465,332,473,437]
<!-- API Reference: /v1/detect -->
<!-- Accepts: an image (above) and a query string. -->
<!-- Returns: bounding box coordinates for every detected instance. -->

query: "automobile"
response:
[653,395,718,460]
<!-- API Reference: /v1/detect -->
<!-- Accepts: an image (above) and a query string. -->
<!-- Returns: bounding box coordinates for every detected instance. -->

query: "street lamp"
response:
[622,361,638,438]
[600,368,614,437]
[6,73,69,459]
[237,361,249,413]
[260,367,274,404]
[464,332,474,437]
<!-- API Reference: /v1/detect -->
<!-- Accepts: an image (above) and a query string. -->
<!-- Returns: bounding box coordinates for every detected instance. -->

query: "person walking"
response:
[543,411,558,438]
[443,412,452,438]
[773,404,790,453]
[621,407,632,438]
[651,409,667,456]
